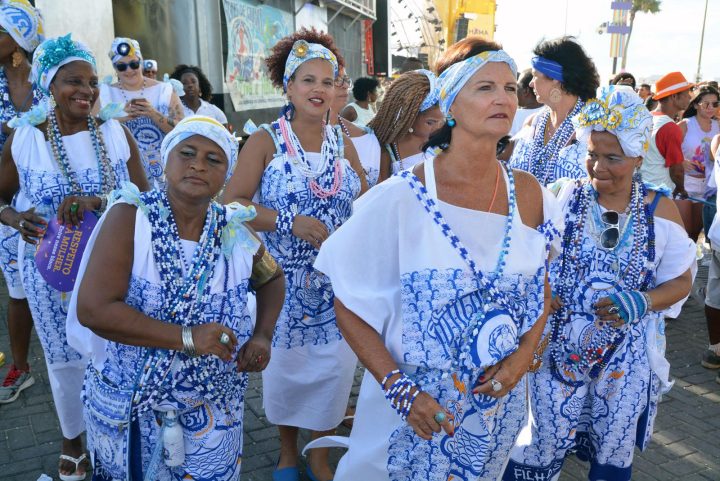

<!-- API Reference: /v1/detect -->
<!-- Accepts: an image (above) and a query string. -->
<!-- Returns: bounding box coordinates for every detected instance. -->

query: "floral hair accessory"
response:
[31,34,96,95]
[283,40,338,92]
[0,0,44,52]
[414,69,440,112]
[573,85,652,157]
[108,37,141,63]
[438,50,517,117]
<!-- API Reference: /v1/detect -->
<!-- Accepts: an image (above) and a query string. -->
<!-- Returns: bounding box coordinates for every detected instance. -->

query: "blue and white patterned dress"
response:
[504,180,695,481]
[0,68,44,299]
[99,82,174,188]
[509,105,587,186]
[12,120,131,439]
[315,157,561,481]
[66,190,259,481]
[258,120,362,431]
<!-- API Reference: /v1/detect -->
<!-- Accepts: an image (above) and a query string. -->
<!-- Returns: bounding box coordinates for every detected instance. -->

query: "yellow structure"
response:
[434,0,496,45]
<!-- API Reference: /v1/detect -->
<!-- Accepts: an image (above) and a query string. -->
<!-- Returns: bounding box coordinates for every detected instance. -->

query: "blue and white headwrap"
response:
[108,37,141,63]
[283,40,338,92]
[573,85,652,158]
[31,34,96,95]
[531,56,564,83]
[161,115,238,180]
[414,69,440,111]
[438,50,517,117]
[143,59,157,71]
[0,0,44,52]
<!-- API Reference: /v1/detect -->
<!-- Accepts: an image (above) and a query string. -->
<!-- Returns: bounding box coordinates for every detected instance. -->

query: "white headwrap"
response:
[108,37,141,63]
[161,115,238,180]
[573,85,652,158]
[0,0,43,52]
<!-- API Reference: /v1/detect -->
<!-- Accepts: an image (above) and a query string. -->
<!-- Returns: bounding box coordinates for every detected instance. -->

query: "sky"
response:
[494,0,719,85]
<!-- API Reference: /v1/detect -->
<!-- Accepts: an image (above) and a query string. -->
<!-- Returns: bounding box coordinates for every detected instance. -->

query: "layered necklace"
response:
[527,100,584,185]
[117,77,146,104]
[548,179,656,386]
[131,190,235,417]
[400,164,518,387]
[46,107,116,198]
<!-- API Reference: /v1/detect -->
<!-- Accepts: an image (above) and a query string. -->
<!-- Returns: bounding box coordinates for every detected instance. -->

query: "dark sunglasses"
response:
[114,60,141,72]
[600,210,619,249]
[334,75,353,88]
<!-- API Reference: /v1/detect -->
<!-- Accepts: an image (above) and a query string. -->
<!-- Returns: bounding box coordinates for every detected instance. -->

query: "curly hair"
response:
[352,77,380,101]
[682,85,720,119]
[533,36,599,101]
[265,27,345,90]
[426,36,504,151]
[368,72,431,145]
[170,64,213,101]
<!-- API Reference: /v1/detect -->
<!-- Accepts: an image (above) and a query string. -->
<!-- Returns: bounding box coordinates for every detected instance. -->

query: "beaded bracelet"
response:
[608,290,648,325]
[275,210,296,237]
[382,371,420,421]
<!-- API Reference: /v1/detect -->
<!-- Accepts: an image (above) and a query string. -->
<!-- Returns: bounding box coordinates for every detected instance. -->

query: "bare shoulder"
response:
[651,193,684,227]
[512,168,544,228]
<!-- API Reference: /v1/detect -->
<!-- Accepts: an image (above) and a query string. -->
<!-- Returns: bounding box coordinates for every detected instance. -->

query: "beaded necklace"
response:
[337,115,351,138]
[527,101,584,185]
[46,107,116,197]
[387,142,404,171]
[130,190,235,418]
[400,164,517,387]
[117,77,146,104]
[548,179,656,386]
[0,68,42,147]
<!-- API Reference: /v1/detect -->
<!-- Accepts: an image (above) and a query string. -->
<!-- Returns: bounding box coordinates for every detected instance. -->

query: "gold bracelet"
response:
[250,250,280,290]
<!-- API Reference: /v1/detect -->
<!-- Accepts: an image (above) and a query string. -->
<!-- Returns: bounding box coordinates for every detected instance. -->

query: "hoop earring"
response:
[549,88,562,104]
[446,115,456,128]
[11,50,23,69]
[282,101,295,121]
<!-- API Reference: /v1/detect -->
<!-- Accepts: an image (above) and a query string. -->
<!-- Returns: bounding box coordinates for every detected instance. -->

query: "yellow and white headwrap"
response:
[0,0,43,52]
[438,50,517,117]
[573,85,652,158]
[161,115,238,180]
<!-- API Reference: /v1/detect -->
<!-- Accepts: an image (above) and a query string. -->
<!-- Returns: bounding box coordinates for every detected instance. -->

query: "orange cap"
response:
[653,72,694,100]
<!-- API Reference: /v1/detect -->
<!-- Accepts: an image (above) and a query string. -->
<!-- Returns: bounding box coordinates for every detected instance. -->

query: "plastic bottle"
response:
[162,410,185,467]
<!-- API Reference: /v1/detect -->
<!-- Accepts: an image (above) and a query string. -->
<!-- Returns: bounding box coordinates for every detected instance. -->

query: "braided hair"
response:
[368,71,431,145]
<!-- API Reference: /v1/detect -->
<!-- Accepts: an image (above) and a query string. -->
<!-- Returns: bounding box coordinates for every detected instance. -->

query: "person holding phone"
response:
[97,37,184,188]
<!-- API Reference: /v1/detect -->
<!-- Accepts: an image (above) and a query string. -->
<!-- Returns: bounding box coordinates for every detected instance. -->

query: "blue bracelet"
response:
[275,210,296,237]
[608,290,648,325]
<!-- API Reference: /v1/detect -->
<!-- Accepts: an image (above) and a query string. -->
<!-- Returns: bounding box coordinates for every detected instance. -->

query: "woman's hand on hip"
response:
[291,215,329,249]
[407,391,455,440]
[191,323,237,361]
[236,333,271,372]
[57,195,100,227]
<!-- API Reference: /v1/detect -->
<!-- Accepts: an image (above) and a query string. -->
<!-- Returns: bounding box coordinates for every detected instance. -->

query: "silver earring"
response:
[408,127,414,133]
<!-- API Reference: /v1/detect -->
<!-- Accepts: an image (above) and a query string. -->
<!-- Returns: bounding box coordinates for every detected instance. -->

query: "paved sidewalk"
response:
[1,277,719,480]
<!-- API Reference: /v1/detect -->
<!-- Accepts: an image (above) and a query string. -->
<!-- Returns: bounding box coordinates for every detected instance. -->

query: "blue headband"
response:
[531,56,564,82]
[283,40,338,92]
[414,69,440,111]
[438,50,517,117]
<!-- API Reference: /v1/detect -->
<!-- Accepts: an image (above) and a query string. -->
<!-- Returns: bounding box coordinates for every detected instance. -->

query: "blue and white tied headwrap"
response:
[283,40,338,92]
[573,85,652,158]
[31,34,96,95]
[143,59,157,71]
[531,56,564,83]
[108,37,141,63]
[0,0,43,52]
[438,50,517,117]
[414,69,440,111]
[161,115,238,180]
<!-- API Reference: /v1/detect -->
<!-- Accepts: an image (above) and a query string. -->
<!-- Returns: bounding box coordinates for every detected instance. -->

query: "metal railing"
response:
[325,0,376,20]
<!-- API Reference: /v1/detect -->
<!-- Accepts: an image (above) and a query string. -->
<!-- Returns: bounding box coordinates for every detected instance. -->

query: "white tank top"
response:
[640,114,676,190]
[347,101,375,126]
[681,116,720,179]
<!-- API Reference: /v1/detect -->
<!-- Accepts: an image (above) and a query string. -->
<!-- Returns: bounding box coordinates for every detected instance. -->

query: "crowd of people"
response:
[0,1,715,481]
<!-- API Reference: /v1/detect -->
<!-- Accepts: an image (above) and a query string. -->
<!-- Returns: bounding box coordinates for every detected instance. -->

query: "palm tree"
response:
[621,0,662,70]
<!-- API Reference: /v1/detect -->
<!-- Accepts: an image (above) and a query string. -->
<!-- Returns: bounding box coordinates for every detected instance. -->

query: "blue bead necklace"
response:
[548,179,656,386]
[400,163,516,386]
[527,101,584,185]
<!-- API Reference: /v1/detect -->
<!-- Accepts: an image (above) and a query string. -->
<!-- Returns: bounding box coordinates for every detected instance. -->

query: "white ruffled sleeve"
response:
[314,179,403,336]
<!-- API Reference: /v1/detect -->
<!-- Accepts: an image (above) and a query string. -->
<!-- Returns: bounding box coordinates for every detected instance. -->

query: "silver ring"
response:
[219,332,230,345]
[490,378,503,392]
[608,306,620,315]
[433,411,446,424]
[18,220,25,229]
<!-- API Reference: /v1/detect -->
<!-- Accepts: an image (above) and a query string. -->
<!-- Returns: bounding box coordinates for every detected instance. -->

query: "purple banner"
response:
[611,1,632,10]
[35,212,98,292]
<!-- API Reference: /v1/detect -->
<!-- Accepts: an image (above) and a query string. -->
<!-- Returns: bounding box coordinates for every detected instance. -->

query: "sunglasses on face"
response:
[114,60,141,72]
[334,75,353,89]
[699,101,720,109]
[600,210,620,249]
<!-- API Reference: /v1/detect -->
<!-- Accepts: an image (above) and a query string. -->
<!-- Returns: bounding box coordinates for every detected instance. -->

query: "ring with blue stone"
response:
[433,411,446,424]
[219,332,230,345]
